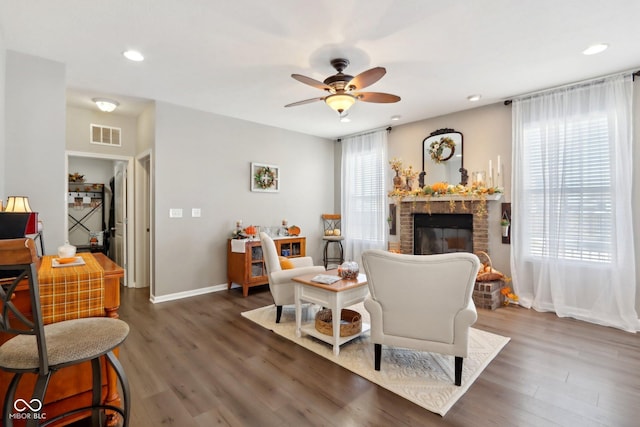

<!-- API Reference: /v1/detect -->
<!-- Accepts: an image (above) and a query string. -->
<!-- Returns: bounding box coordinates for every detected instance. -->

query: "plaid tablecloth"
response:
[38,253,105,324]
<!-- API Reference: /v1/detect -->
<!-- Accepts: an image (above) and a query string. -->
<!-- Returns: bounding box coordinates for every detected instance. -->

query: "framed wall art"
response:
[251,162,280,192]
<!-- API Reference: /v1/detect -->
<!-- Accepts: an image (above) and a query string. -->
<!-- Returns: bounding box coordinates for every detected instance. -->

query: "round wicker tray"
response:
[315,309,362,337]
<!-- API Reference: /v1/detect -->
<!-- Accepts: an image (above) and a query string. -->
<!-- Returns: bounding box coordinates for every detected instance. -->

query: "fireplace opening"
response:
[414,213,473,255]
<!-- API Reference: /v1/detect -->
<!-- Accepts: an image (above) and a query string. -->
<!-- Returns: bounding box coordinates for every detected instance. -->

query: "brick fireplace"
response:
[398,197,491,255]
[397,195,505,309]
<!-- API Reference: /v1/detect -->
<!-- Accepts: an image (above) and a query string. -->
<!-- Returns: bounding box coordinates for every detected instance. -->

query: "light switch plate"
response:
[192,208,201,217]
[169,208,183,218]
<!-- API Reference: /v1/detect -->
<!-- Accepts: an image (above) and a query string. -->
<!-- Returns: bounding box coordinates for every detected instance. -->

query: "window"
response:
[524,115,612,263]
[341,130,388,263]
[344,151,385,241]
[511,73,637,331]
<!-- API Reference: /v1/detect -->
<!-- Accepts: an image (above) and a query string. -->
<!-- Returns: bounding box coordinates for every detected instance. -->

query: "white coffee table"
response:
[292,270,370,356]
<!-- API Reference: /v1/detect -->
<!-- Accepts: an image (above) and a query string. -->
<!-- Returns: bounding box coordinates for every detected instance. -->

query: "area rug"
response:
[241,303,509,416]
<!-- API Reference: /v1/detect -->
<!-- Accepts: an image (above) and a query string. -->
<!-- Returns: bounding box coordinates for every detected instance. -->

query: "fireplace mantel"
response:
[396,194,502,255]
[398,194,503,203]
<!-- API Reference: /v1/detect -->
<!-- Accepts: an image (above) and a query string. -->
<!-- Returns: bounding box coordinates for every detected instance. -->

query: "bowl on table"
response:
[57,242,77,259]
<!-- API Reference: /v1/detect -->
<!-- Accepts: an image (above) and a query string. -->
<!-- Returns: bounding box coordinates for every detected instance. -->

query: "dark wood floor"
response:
[116,285,639,427]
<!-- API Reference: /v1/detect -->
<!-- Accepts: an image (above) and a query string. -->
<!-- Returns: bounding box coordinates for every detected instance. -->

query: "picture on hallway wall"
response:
[251,162,280,192]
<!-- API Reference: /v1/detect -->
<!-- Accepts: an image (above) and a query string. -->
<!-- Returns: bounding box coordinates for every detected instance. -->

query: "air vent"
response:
[90,124,121,146]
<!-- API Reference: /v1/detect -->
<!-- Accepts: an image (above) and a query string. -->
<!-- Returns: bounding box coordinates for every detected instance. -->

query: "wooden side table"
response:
[293,270,370,356]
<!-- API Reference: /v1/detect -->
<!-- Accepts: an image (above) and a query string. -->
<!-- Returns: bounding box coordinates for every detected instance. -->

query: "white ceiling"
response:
[1,0,639,139]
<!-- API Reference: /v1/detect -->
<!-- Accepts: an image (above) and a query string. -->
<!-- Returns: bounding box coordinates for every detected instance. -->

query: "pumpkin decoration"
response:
[244,225,257,237]
[288,225,301,236]
[431,182,449,194]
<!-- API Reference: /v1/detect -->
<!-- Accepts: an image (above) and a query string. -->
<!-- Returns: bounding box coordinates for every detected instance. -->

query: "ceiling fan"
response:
[285,58,401,115]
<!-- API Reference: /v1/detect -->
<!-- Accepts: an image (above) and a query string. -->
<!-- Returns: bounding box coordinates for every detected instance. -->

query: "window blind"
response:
[345,150,385,241]
[523,115,612,263]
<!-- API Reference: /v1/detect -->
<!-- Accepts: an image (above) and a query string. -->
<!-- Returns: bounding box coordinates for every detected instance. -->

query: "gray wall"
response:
[66,106,138,157]
[4,51,66,251]
[153,101,335,296]
[137,104,155,153]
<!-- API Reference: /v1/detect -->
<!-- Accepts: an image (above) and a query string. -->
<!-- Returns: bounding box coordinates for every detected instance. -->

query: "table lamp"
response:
[4,196,32,212]
[4,196,38,234]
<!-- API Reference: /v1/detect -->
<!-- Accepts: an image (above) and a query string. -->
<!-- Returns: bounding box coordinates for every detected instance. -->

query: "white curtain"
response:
[511,74,638,332]
[341,129,388,265]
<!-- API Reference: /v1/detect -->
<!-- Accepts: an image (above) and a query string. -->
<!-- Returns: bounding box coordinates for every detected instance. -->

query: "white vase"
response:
[502,225,509,237]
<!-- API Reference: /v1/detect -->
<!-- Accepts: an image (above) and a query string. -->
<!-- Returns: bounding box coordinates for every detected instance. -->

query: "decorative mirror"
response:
[420,128,467,186]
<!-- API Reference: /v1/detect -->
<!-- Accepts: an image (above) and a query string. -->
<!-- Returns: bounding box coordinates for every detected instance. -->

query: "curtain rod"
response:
[336,126,392,142]
[503,68,640,105]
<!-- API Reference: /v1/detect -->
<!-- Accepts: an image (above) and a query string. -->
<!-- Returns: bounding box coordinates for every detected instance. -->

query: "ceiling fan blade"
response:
[284,97,325,108]
[347,67,386,90]
[354,92,401,103]
[291,74,332,91]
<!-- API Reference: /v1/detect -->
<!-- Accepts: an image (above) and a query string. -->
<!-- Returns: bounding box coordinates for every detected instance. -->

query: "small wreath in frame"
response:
[429,136,456,163]
[254,166,277,189]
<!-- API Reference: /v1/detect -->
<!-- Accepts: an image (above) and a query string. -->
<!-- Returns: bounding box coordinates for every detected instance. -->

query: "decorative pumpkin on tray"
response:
[244,225,257,237]
[288,225,301,236]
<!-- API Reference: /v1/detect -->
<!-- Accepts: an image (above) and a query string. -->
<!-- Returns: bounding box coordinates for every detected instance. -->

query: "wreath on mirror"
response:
[254,167,277,189]
[429,136,456,163]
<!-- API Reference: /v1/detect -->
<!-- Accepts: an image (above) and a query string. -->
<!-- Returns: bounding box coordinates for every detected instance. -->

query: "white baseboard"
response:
[150,283,230,304]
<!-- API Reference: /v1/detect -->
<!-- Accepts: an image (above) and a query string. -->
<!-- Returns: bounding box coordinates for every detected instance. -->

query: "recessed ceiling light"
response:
[582,43,608,55]
[391,115,401,121]
[467,94,481,102]
[123,50,144,62]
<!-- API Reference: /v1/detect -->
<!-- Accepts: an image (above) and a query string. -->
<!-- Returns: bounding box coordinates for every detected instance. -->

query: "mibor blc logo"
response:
[10,398,47,420]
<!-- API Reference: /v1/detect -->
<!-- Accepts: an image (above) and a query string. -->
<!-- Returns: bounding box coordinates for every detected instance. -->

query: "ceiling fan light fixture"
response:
[93,98,119,112]
[325,93,356,114]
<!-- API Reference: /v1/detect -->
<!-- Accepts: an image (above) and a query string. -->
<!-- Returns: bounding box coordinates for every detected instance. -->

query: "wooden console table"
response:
[0,253,123,426]
[227,236,306,297]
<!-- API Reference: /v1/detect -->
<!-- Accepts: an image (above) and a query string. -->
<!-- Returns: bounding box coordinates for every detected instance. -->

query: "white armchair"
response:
[361,249,480,386]
[259,232,325,323]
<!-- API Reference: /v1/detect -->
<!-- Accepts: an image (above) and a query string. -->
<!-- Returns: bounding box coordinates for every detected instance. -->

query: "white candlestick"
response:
[489,160,493,186]
[497,155,501,175]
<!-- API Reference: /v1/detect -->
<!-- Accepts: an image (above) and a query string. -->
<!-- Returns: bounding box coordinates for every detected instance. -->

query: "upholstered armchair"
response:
[361,249,480,386]
[259,232,325,323]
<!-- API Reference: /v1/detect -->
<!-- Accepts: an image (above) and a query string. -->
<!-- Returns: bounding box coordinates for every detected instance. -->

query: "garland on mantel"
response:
[389,183,503,215]
[389,183,502,199]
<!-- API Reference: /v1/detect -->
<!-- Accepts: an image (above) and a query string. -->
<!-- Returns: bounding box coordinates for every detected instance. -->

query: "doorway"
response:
[65,151,135,287]
[135,150,153,295]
